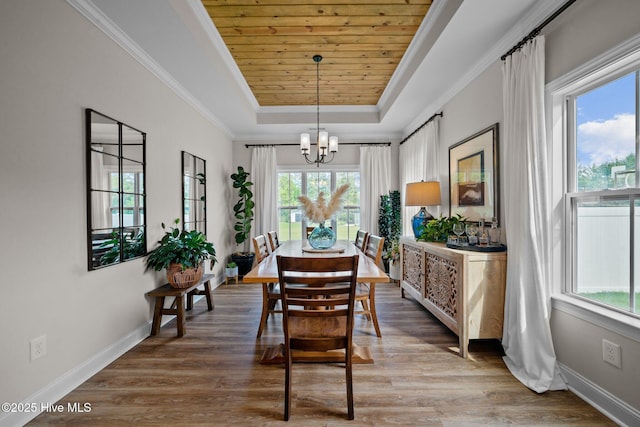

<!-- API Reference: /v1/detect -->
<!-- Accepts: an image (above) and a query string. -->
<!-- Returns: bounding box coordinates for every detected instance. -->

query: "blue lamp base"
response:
[411,207,433,239]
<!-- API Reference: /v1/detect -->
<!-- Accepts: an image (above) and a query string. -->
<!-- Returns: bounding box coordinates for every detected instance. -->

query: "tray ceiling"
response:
[202,0,432,107]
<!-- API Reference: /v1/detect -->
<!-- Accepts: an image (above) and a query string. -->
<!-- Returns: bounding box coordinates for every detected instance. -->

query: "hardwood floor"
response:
[30,282,614,426]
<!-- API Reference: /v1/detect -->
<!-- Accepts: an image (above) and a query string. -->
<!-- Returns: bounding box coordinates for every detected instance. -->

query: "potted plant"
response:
[225,261,238,279]
[387,240,401,281]
[146,218,217,288]
[418,214,466,242]
[379,190,401,271]
[230,166,255,276]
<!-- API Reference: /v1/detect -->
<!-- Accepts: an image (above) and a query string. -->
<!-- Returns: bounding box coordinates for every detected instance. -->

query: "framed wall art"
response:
[448,123,499,224]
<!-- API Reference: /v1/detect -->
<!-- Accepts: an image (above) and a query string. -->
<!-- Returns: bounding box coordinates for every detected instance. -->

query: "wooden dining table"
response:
[243,239,390,364]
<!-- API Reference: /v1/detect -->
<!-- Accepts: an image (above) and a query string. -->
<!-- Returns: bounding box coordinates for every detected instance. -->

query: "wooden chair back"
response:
[267,231,280,252]
[354,230,368,251]
[276,255,359,421]
[252,235,270,264]
[363,234,385,268]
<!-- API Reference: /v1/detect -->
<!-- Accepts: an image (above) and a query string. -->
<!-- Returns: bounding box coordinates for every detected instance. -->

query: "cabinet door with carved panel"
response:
[400,242,424,300]
[423,250,462,336]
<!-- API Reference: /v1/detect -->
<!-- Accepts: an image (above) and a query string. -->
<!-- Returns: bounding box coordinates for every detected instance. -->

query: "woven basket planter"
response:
[166,263,203,289]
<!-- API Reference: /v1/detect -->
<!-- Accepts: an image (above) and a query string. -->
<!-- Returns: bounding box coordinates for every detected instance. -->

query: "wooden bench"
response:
[146,273,214,337]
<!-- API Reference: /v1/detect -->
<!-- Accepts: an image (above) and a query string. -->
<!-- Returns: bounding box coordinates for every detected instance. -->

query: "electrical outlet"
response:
[30,335,47,361]
[602,339,621,368]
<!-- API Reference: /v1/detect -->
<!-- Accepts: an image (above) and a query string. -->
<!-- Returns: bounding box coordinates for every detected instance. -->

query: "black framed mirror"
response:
[182,151,206,234]
[86,109,146,270]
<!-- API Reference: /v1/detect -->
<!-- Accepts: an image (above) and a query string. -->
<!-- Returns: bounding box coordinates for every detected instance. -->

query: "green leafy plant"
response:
[99,228,145,265]
[380,190,401,262]
[145,219,217,272]
[418,214,466,242]
[226,262,237,268]
[231,166,254,252]
[388,240,400,262]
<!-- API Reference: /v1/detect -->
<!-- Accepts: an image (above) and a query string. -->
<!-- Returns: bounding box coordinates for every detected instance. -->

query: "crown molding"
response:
[185,0,260,112]
[403,0,563,135]
[65,0,234,138]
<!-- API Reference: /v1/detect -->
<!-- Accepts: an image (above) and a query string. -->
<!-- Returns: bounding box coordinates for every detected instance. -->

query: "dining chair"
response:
[354,229,368,251]
[305,226,314,238]
[267,231,280,252]
[253,235,280,338]
[276,254,359,421]
[356,234,385,337]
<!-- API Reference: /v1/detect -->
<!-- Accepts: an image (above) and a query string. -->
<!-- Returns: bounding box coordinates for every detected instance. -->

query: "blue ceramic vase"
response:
[307,223,336,249]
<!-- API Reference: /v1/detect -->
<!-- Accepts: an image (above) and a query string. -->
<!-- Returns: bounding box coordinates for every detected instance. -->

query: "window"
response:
[278,169,360,242]
[87,109,146,270]
[556,44,640,317]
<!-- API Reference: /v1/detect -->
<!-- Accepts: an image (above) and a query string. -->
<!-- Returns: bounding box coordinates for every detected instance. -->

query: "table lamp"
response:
[405,181,441,238]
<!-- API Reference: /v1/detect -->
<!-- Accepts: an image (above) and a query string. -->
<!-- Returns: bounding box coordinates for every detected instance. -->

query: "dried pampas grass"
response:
[298,184,349,223]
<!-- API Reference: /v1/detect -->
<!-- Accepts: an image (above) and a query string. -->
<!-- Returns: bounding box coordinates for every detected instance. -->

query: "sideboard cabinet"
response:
[400,237,507,357]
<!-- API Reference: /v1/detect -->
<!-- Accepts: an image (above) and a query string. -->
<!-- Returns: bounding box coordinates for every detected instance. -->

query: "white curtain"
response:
[250,146,278,239]
[399,118,440,235]
[359,145,391,234]
[90,147,109,229]
[501,35,566,392]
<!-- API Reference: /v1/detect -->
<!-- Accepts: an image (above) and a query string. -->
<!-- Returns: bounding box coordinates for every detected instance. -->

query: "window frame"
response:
[548,34,640,334]
[277,165,360,242]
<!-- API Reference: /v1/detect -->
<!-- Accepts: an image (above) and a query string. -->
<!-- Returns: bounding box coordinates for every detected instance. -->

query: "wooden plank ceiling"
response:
[202,0,432,107]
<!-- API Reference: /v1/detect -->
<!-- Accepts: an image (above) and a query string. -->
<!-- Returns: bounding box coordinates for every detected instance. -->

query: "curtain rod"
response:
[501,0,576,61]
[245,142,391,148]
[399,112,443,145]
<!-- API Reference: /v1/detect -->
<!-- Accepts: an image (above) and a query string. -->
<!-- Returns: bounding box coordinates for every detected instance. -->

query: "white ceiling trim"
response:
[402,0,564,136]
[65,0,235,138]
[185,0,259,112]
[378,0,462,120]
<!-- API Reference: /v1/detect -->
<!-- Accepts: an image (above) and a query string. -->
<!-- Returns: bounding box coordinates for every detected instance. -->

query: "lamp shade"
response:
[405,181,441,206]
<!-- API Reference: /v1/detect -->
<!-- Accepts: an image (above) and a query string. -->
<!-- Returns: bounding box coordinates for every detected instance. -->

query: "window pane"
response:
[92,230,118,268]
[183,152,195,177]
[575,198,631,312]
[109,172,119,192]
[122,208,135,227]
[278,171,359,241]
[90,151,112,191]
[278,172,301,206]
[575,72,636,192]
[306,172,331,206]
[91,192,115,230]
[122,227,145,261]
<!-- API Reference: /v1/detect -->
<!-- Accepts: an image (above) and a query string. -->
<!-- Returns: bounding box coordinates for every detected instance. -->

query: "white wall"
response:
[438,60,504,226]
[0,0,233,420]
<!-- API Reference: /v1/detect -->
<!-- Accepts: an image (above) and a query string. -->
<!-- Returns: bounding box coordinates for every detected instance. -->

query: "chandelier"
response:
[300,55,338,166]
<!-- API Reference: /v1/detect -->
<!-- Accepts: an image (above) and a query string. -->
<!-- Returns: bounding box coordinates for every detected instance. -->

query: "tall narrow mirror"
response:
[182,151,206,234]
[87,109,146,270]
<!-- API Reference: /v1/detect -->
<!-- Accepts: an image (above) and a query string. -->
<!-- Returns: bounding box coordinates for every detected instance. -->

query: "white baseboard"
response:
[559,363,640,427]
[0,285,220,427]
[0,320,151,427]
